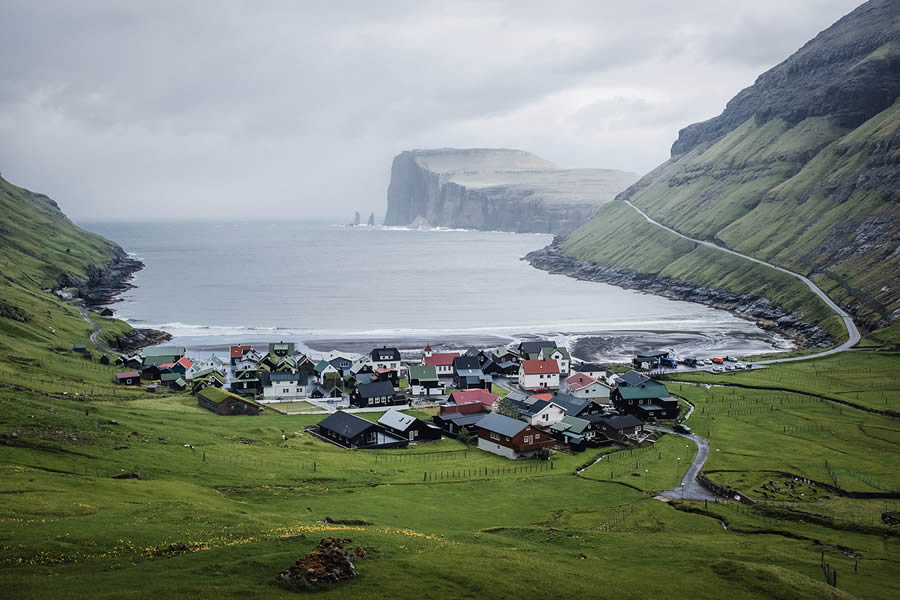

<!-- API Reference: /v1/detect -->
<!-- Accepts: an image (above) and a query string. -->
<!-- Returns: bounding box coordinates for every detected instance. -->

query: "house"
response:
[73,344,86,353]
[440,401,487,416]
[171,356,193,375]
[197,386,262,416]
[507,397,566,427]
[185,355,225,380]
[432,412,486,437]
[632,350,670,369]
[452,356,492,390]
[141,346,187,366]
[573,362,605,379]
[161,372,187,390]
[518,360,560,391]
[260,371,307,402]
[490,346,519,364]
[377,409,442,442]
[518,340,556,356]
[540,346,571,376]
[448,388,498,410]
[423,345,460,376]
[350,380,402,408]
[611,378,680,420]
[141,364,164,381]
[370,347,402,371]
[617,369,652,387]
[482,359,519,376]
[372,368,400,386]
[268,341,295,357]
[328,355,354,374]
[463,346,488,365]
[100,308,114,317]
[314,360,341,381]
[309,384,342,399]
[124,355,143,369]
[231,362,261,397]
[316,411,408,449]
[566,373,611,403]
[475,413,555,459]
[114,370,140,385]
[99,354,110,365]
[408,365,444,396]
[191,370,225,394]
[585,414,644,443]
[550,392,605,419]
[549,415,591,450]
[230,345,253,365]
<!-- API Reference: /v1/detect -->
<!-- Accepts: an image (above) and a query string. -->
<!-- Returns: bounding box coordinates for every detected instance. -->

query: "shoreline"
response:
[523,237,833,351]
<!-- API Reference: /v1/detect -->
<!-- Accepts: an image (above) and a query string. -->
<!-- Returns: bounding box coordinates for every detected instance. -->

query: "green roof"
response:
[142,346,186,357]
[161,373,181,382]
[315,360,334,373]
[408,364,438,381]
[73,344,86,350]
[616,382,669,400]
[198,386,261,408]
[541,347,570,360]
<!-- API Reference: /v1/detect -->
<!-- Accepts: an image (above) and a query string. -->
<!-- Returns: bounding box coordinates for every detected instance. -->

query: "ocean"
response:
[83,221,792,361]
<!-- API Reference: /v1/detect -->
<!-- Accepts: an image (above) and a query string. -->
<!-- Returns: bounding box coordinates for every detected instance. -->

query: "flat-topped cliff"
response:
[383,148,639,234]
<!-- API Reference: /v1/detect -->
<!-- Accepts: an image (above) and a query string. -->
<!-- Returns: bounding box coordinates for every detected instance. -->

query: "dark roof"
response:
[370,347,401,361]
[357,380,395,399]
[616,381,669,400]
[550,393,593,415]
[453,355,481,371]
[575,362,604,372]
[618,370,652,387]
[519,340,556,355]
[464,347,482,357]
[434,412,486,426]
[269,371,301,382]
[477,413,528,437]
[318,411,378,438]
[586,414,643,430]
[635,350,669,360]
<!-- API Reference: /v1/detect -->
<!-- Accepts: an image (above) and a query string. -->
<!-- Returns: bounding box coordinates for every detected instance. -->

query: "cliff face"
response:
[553,0,900,335]
[384,148,639,234]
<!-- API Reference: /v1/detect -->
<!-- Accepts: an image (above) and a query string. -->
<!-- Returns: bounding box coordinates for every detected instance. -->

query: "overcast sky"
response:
[0,0,864,222]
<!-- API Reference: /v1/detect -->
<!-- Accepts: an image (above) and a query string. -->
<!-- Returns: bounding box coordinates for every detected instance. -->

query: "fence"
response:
[423,461,554,481]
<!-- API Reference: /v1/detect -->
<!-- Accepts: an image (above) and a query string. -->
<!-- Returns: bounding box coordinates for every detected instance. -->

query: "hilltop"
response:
[529,0,900,346]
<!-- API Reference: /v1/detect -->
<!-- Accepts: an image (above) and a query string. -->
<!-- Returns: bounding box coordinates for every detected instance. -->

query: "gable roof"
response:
[357,380,395,399]
[550,415,590,435]
[315,360,337,374]
[574,362,604,372]
[377,409,418,431]
[370,347,401,362]
[566,372,597,391]
[519,340,556,355]
[230,345,252,359]
[550,393,593,415]
[176,357,193,369]
[453,355,481,371]
[618,370,652,387]
[198,386,261,408]
[521,360,559,375]
[616,381,669,400]
[115,370,140,379]
[540,346,570,360]
[424,352,460,367]
[408,364,439,381]
[435,412,486,427]
[318,410,377,438]
[142,346,186,358]
[449,388,498,407]
[476,412,528,437]
[586,414,643,430]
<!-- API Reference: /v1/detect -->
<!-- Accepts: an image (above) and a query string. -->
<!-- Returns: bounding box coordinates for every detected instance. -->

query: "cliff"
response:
[384,148,639,234]
[533,0,900,344]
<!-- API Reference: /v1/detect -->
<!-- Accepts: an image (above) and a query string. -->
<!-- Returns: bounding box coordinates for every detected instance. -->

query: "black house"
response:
[350,380,402,408]
[316,411,409,449]
[611,378,680,420]
[518,340,556,356]
[377,409,442,442]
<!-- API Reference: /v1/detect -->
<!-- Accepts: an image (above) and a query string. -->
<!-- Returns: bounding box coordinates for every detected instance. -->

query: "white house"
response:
[566,373,612,403]
[518,360,560,391]
[540,347,570,376]
[423,345,460,376]
[370,347,402,371]
[261,372,307,402]
[522,400,566,427]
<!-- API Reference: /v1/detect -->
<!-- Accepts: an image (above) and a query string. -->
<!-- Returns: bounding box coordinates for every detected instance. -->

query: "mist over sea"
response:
[84,221,792,362]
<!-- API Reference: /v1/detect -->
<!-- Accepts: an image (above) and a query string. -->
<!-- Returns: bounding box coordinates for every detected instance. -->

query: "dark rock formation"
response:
[56,247,144,309]
[108,328,172,354]
[672,0,900,156]
[384,148,639,234]
[524,238,833,349]
[276,537,365,587]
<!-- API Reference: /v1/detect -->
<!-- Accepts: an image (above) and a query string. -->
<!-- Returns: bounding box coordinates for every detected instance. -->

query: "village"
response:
[104,339,687,461]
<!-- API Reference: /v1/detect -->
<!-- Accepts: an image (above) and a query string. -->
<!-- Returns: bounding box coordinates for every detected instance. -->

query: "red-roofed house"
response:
[518,359,560,391]
[440,401,487,416]
[423,346,460,376]
[566,373,611,402]
[230,345,252,364]
[449,388,499,409]
[172,356,193,375]
[114,371,140,385]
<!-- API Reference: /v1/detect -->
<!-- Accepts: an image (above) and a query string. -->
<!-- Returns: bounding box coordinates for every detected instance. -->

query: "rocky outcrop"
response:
[107,328,172,354]
[384,148,639,234]
[671,0,900,156]
[525,238,833,348]
[276,537,367,588]
[56,248,144,309]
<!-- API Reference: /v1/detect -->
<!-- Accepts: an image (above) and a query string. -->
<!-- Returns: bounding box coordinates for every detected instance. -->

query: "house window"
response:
[542,414,548,420]
[535,434,540,439]
[524,435,532,444]
[490,432,500,440]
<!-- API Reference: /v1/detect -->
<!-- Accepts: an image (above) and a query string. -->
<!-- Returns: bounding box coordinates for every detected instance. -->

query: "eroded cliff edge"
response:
[384,148,639,234]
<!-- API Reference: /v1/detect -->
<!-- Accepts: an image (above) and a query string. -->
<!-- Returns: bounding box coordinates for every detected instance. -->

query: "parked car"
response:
[673,423,692,434]
[712,366,724,373]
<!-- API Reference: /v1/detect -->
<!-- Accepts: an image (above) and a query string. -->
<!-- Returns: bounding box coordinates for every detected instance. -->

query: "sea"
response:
[83,221,793,362]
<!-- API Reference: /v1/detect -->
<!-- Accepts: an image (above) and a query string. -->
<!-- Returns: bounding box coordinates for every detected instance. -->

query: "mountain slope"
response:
[548,0,900,341]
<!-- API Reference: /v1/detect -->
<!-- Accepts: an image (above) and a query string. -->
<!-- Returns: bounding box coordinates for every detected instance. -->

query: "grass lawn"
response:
[263,400,324,412]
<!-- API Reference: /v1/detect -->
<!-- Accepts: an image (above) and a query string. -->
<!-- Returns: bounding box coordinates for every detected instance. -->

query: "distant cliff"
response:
[383,148,639,234]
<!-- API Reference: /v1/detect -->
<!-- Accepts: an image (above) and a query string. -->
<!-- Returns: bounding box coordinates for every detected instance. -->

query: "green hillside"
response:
[562,1,900,338]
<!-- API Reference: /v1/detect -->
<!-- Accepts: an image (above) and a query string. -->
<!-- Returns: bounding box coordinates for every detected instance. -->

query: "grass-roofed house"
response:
[197,386,263,416]
[316,410,409,449]
[141,346,186,367]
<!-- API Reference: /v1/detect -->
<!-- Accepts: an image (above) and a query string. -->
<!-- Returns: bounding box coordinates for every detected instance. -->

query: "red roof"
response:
[424,344,432,352]
[531,393,553,402]
[424,352,459,367]
[440,402,486,415]
[115,371,140,379]
[450,388,499,407]
[159,363,175,369]
[521,359,559,375]
[374,368,397,374]
[566,372,596,391]
[230,345,251,359]
[176,357,193,369]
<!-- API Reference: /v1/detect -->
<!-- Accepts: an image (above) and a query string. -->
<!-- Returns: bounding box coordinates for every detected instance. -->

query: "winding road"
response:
[77,305,118,356]
[625,200,860,364]
[650,426,717,501]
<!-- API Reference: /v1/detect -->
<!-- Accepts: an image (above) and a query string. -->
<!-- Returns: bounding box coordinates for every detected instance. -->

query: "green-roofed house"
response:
[191,370,225,394]
[160,372,187,391]
[540,346,571,376]
[315,360,340,379]
[73,344,86,353]
[549,415,590,450]
[269,341,295,357]
[197,386,262,416]
[141,346,187,366]
[408,364,444,396]
[612,379,680,421]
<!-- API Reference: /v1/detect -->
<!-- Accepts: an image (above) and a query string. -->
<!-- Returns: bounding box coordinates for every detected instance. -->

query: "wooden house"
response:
[171,356,193,375]
[408,364,444,396]
[230,345,253,365]
[350,380,401,408]
[308,384,342,399]
[518,360,559,391]
[432,412,486,437]
[611,378,679,420]
[539,346,571,376]
[423,345,460,376]
[452,356,491,390]
[260,371,307,402]
[377,409,442,442]
[565,373,611,403]
[114,370,140,385]
[549,415,591,451]
[191,370,225,394]
[370,347,402,371]
[141,346,186,366]
[100,308,114,317]
[550,392,605,419]
[161,373,187,391]
[231,362,261,397]
[585,414,644,443]
[507,397,566,427]
[475,413,555,459]
[316,411,408,449]
[197,387,262,416]
[448,389,498,410]
[268,341,295,357]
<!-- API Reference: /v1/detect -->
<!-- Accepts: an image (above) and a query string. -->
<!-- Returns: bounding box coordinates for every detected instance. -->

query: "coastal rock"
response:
[524,238,833,349]
[56,249,144,310]
[276,537,362,588]
[384,148,639,234]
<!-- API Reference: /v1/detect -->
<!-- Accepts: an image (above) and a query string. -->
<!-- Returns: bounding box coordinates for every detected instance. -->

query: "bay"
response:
[83,221,791,361]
